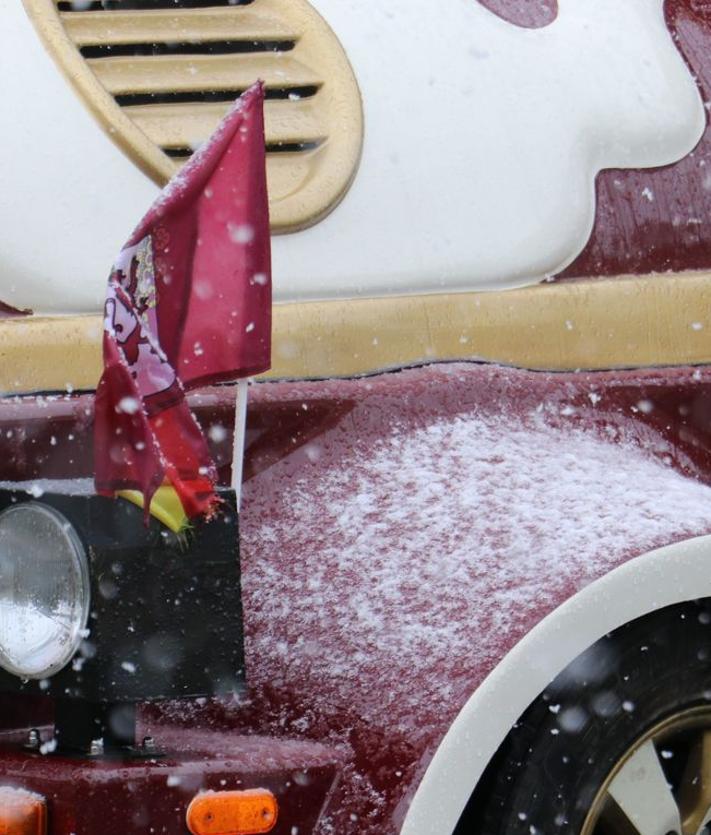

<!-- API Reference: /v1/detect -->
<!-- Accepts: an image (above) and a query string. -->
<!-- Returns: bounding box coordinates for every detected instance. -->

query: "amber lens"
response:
[0,788,47,835]
[186,789,278,835]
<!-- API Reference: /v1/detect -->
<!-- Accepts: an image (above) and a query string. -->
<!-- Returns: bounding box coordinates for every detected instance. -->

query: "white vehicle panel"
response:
[0,0,704,313]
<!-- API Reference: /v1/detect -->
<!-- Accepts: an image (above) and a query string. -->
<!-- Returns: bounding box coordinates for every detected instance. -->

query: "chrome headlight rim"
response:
[0,502,90,680]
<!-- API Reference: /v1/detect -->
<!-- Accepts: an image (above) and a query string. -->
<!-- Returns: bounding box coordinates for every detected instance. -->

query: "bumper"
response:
[0,727,342,834]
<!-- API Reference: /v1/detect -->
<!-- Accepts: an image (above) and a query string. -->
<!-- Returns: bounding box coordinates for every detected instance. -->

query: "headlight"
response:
[0,488,243,727]
[0,503,89,679]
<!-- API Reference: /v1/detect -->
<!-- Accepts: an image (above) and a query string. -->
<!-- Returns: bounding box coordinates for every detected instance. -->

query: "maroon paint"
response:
[562,0,711,279]
[0,301,30,318]
[479,0,711,280]
[477,0,557,28]
[1,367,709,490]
[234,364,711,833]
[0,729,340,835]
[0,362,710,832]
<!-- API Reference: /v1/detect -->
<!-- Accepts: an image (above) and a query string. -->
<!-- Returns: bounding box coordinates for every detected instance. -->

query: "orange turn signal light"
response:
[0,788,47,835]
[186,789,278,835]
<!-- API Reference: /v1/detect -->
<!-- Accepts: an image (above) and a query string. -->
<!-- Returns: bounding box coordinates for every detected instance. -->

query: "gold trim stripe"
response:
[0,274,709,394]
[271,273,711,377]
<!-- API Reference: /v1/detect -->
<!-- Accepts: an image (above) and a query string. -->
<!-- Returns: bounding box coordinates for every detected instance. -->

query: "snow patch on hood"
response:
[242,404,711,738]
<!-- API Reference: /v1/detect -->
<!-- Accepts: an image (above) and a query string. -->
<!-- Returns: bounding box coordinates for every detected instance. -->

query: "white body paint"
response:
[400,535,711,835]
[0,0,705,312]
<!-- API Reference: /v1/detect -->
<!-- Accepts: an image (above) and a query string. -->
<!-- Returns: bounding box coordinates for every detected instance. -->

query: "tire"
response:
[458,599,711,835]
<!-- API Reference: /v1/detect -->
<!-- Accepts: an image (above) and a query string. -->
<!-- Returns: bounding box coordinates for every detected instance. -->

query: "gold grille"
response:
[24,0,364,231]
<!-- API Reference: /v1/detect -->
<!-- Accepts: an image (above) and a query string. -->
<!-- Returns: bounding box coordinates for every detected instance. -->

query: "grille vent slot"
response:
[33,0,363,230]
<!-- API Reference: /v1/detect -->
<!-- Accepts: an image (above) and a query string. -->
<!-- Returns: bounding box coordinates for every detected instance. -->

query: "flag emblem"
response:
[94,82,271,520]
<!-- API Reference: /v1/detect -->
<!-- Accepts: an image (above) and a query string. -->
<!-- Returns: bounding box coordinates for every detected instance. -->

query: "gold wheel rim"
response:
[582,706,711,835]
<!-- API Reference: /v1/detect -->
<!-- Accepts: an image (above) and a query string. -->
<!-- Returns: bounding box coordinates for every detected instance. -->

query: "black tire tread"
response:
[456,599,711,835]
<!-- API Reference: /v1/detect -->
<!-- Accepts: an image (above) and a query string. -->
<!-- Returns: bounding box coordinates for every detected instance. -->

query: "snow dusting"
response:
[0,479,94,496]
[0,785,45,799]
[243,407,711,729]
[238,363,711,832]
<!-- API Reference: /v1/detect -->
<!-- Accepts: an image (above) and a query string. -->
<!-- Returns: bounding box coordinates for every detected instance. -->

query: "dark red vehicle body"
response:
[0,360,710,833]
[2,1,711,833]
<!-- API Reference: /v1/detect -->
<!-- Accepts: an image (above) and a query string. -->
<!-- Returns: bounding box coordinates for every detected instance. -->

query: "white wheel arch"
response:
[399,534,711,835]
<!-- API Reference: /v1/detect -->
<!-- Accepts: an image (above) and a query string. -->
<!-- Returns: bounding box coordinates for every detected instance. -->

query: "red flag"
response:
[94,82,271,519]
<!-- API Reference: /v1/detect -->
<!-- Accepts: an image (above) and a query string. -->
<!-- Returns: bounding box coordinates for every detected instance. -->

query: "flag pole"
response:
[231,378,249,507]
